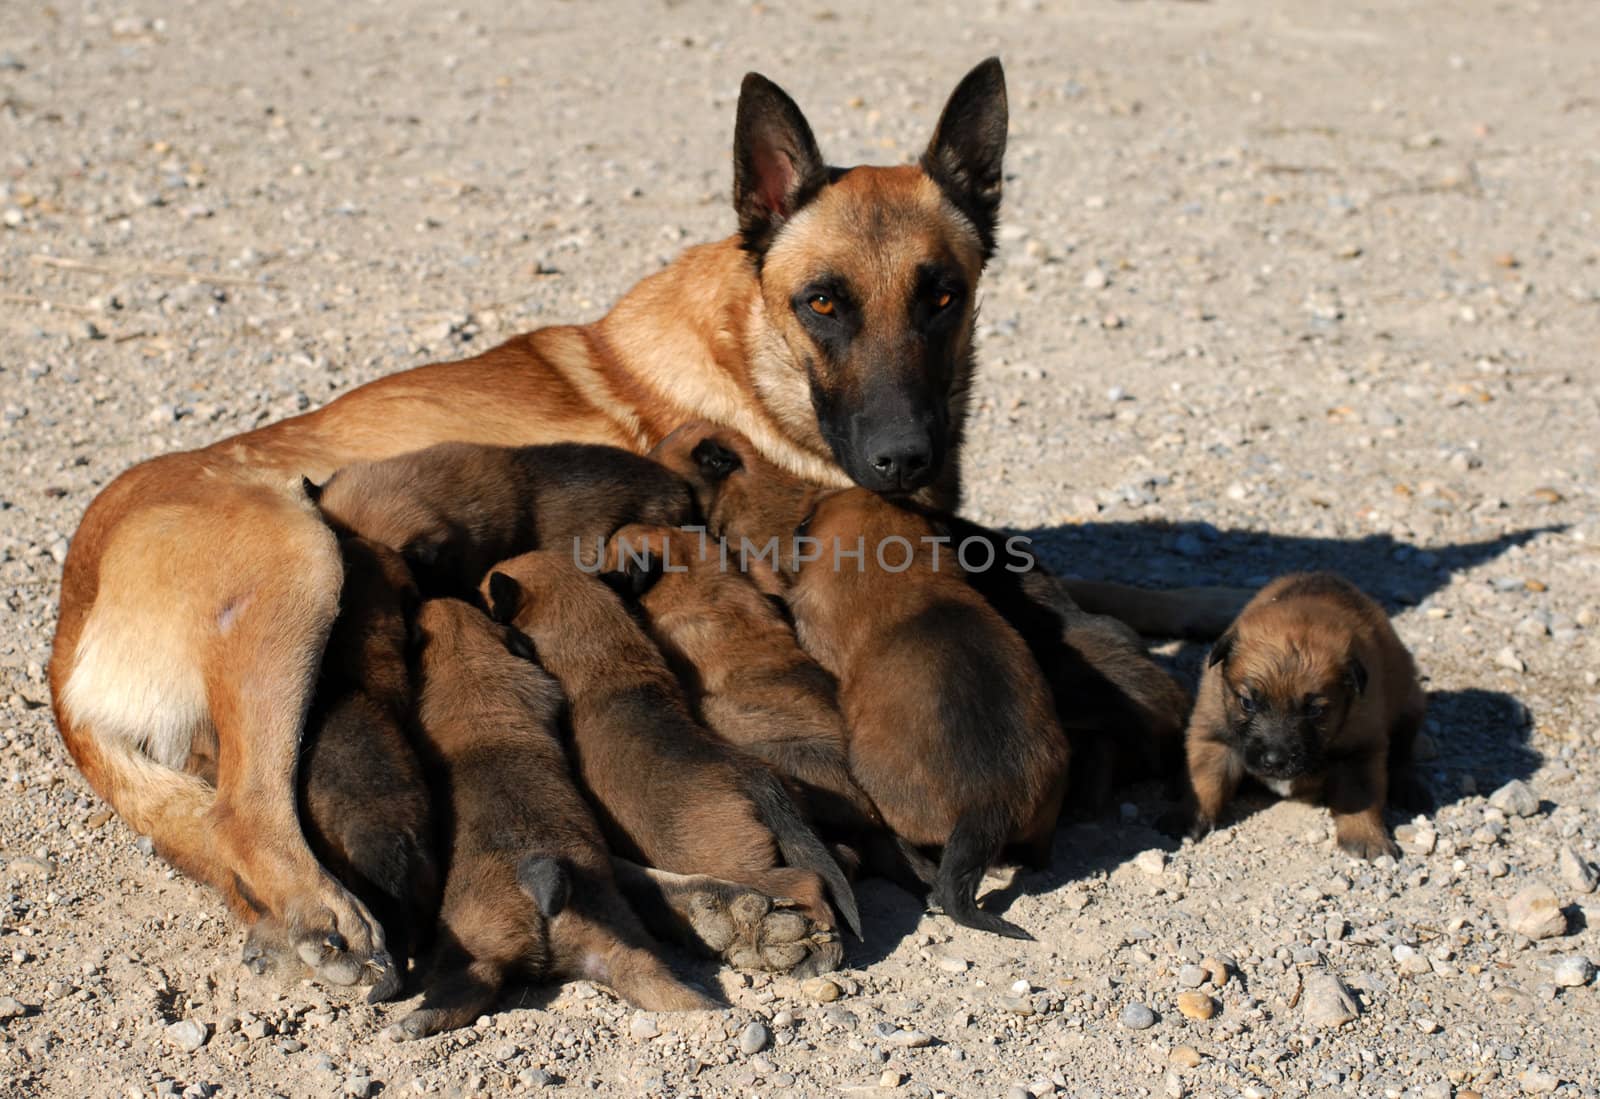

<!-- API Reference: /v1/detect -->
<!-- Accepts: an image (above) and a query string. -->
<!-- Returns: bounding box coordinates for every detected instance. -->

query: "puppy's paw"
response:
[1157,808,1212,843]
[1336,830,1399,861]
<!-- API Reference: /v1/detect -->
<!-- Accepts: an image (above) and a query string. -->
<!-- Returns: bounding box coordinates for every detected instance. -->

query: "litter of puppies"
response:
[204,429,1429,1033]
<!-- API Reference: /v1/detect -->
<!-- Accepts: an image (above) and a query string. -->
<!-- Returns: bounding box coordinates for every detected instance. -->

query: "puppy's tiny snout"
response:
[1257,746,1286,770]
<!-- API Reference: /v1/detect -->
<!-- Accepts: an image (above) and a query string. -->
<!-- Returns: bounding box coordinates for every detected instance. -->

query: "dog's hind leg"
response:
[200,485,390,986]
[55,468,388,988]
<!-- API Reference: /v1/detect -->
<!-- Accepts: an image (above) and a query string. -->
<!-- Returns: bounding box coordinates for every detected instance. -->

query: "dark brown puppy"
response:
[1165,572,1428,859]
[310,442,693,594]
[651,425,1070,939]
[481,552,860,968]
[236,536,436,998]
[394,598,713,1039]
[602,522,882,835]
[920,516,1192,817]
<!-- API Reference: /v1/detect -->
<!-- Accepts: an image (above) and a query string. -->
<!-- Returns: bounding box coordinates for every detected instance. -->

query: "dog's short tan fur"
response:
[654,425,1071,938]
[482,551,858,971]
[50,60,1235,981]
[395,598,712,1039]
[313,442,692,594]
[1171,572,1427,860]
[234,536,436,995]
[602,523,881,834]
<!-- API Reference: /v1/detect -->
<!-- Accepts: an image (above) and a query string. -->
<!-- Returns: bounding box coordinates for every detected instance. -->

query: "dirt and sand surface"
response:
[3,0,1599,1095]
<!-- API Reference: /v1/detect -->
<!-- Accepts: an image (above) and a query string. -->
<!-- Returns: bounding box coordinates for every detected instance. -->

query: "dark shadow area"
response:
[1014,521,1560,613]
[845,686,1540,960]
[1413,687,1539,805]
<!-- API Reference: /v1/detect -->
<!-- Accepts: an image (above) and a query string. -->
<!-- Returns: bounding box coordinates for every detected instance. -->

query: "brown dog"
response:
[601,522,881,835]
[395,598,713,1038]
[915,515,1192,817]
[52,59,1234,982]
[310,442,692,594]
[201,536,437,995]
[1165,572,1428,859]
[482,551,860,971]
[652,426,1071,938]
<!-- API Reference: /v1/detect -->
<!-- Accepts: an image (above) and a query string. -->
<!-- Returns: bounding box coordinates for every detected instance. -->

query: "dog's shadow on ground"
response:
[847,520,1552,961]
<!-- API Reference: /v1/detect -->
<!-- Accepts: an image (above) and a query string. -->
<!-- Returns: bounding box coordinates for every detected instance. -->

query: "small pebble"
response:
[739,1020,770,1056]
[164,1020,209,1053]
[802,977,842,1002]
[878,1069,905,1088]
[1302,973,1359,1027]
[1177,964,1208,988]
[629,1013,660,1040]
[1519,1070,1560,1094]
[1557,845,1598,894]
[342,1077,374,1099]
[1175,992,1215,1020]
[1169,1046,1203,1069]
[1551,955,1594,988]
[1506,884,1567,939]
[1119,1003,1156,1030]
[1489,779,1539,818]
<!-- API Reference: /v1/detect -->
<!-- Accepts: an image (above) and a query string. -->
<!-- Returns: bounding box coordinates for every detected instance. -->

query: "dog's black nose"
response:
[865,431,933,490]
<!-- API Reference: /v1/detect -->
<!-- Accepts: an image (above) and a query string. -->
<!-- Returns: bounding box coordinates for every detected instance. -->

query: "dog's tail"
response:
[748,769,862,938]
[935,804,1032,940]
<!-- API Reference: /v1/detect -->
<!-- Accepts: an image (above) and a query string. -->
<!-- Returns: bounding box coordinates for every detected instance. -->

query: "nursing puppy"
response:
[926,516,1192,816]
[309,442,693,594]
[237,536,436,999]
[393,598,712,1039]
[482,552,860,967]
[1166,572,1428,860]
[652,426,1070,939]
[602,522,882,835]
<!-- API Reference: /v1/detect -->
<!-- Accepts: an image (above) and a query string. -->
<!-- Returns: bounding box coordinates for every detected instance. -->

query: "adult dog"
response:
[50,58,1234,982]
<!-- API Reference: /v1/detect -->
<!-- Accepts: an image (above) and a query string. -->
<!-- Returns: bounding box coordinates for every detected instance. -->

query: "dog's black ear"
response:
[1207,626,1236,669]
[516,856,570,919]
[301,475,324,504]
[1346,655,1369,696]
[691,438,742,482]
[485,571,521,624]
[733,72,828,255]
[921,57,1008,261]
[504,626,538,664]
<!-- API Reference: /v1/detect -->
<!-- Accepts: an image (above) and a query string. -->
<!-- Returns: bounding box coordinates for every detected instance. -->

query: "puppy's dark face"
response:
[650,422,820,556]
[1209,625,1366,781]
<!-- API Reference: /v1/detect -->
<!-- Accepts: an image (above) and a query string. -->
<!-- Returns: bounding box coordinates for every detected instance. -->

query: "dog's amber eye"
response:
[935,291,952,309]
[808,294,835,317]
[1238,691,1256,715]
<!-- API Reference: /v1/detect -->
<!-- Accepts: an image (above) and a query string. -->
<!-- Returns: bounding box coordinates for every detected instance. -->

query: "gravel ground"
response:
[3,1,1600,1096]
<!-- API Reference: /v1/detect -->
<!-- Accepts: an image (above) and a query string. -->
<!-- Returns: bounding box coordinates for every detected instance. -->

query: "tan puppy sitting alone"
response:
[393,598,713,1039]
[1166,572,1429,859]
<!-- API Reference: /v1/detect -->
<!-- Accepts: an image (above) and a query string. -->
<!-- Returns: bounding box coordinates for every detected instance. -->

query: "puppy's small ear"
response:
[402,535,443,573]
[690,438,743,481]
[485,572,521,624]
[1207,626,1237,669]
[516,856,570,918]
[301,476,324,504]
[504,626,538,664]
[1346,655,1369,696]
